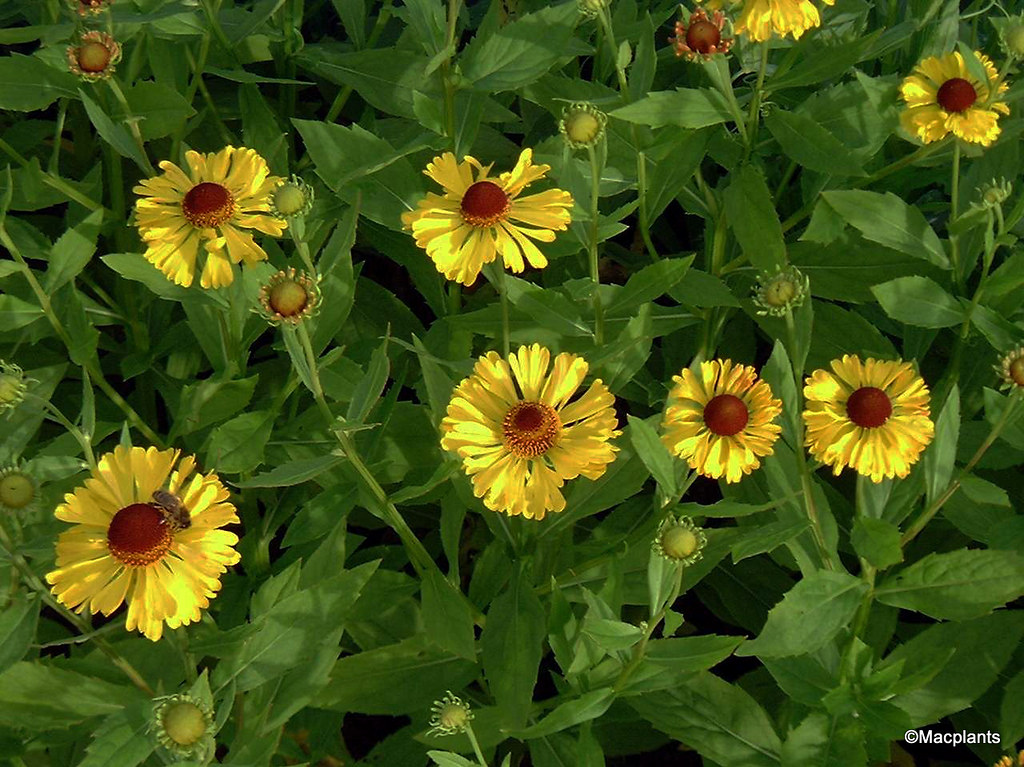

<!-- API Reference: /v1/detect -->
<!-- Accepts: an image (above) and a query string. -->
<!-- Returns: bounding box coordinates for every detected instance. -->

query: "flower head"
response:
[0,361,27,414]
[45,446,241,641]
[722,0,835,42]
[428,691,474,736]
[996,347,1024,392]
[401,149,574,286]
[66,31,122,81]
[441,344,620,520]
[152,694,214,760]
[0,465,39,516]
[653,515,707,566]
[670,7,733,60]
[899,51,1010,147]
[1000,15,1024,58]
[68,0,111,16]
[803,356,934,483]
[269,175,314,219]
[258,268,320,325]
[577,0,607,18]
[662,360,783,483]
[753,265,809,316]
[133,146,287,289]
[559,102,607,150]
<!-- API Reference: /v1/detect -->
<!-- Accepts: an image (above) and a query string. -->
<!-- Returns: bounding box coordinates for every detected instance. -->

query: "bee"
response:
[152,489,191,532]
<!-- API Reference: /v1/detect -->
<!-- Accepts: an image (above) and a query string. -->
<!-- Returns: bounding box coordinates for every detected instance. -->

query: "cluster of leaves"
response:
[1,0,1023,765]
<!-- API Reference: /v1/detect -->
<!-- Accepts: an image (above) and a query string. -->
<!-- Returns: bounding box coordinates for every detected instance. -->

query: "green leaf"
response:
[57,285,99,367]
[233,455,344,489]
[736,572,868,659]
[822,191,949,268]
[780,713,867,767]
[481,568,546,728]
[100,253,223,305]
[628,672,782,766]
[583,617,643,652]
[875,549,1024,620]
[78,705,155,767]
[115,81,195,141]
[422,570,476,661]
[0,663,135,731]
[79,90,150,173]
[888,611,1024,725]
[723,165,785,271]
[871,276,965,328]
[628,414,675,499]
[346,334,391,424]
[610,88,733,129]
[850,518,903,569]
[173,376,258,436]
[924,384,959,506]
[45,209,103,293]
[764,110,865,177]
[769,32,882,91]
[428,752,478,767]
[607,256,694,315]
[205,411,275,474]
[321,635,478,714]
[0,294,44,329]
[0,54,78,111]
[0,596,37,675]
[503,274,591,337]
[513,689,616,739]
[730,519,810,563]
[1000,668,1024,747]
[645,635,744,673]
[460,3,578,92]
[296,46,429,118]
[213,561,378,693]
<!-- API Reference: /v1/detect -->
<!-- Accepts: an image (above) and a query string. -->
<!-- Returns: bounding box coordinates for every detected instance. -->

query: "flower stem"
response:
[465,722,489,767]
[743,44,770,159]
[30,395,97,473]
[636,151,658,262]
[483,264,511,357]
[587,144,604,345]
[0,521,155,697]
[595,6,629,97]
[784,310,836,571]
[612,564,683,693]
[106,78,156,176]
[901,394,1019,547]
[950,140,962,286]
[0,137,104,212]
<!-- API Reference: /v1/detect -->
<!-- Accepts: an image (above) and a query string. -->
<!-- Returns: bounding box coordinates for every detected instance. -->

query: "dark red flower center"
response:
[686,19,721,53]
[703,394,749,436]
[502,401,561,457]
[936,77,977,113]
[77,42,112,72]
[107,503,173,567]
[182,182,235,229]
[1008,357,1024,387]
[846,386,892,428]
[461,181,510,227]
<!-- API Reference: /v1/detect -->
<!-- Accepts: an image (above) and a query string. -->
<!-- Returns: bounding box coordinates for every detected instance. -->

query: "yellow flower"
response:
[46,446,240,641]
[133,146,287,289]
[899,51,1010,147]
[401,149,574,286]
[662,360,783,483]
[724,0,834,41]
[440,344,620,520]
[803,356,934,483]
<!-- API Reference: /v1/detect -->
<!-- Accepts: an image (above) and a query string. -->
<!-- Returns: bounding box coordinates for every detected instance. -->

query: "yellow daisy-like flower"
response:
[715,0,834,41]
[133,146,287,289]
[803,356,934,483]
[440,344,620,520]
[899,51,1010,147]
[45,446,240,641]
[662,359,783,483]
[401,149,574,286]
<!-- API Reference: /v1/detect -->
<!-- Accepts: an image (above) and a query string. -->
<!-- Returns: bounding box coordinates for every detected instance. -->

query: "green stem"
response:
[324,0,394,122]
[612,564,683,693]
[595,6,629,97]
[31,396,98,473]
[107,78,156,176]
[0,521,155,697]
[636,151,658,262]
[0,137,105,212]
[784,310,836,571]
[447,283,461,316]
[483,263,511,357]
[49,99,68,174]
[465,722,489,767]
[441,0,462,146]
[0,223,164,447]
[901,394,1019,546]
[950,140,962,286]
[743,44,770,159]
[587,144,604,345]
[295,322,335,426]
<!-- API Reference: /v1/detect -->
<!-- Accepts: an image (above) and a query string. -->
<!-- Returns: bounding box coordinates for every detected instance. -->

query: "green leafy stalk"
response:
[587,144,605,345]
